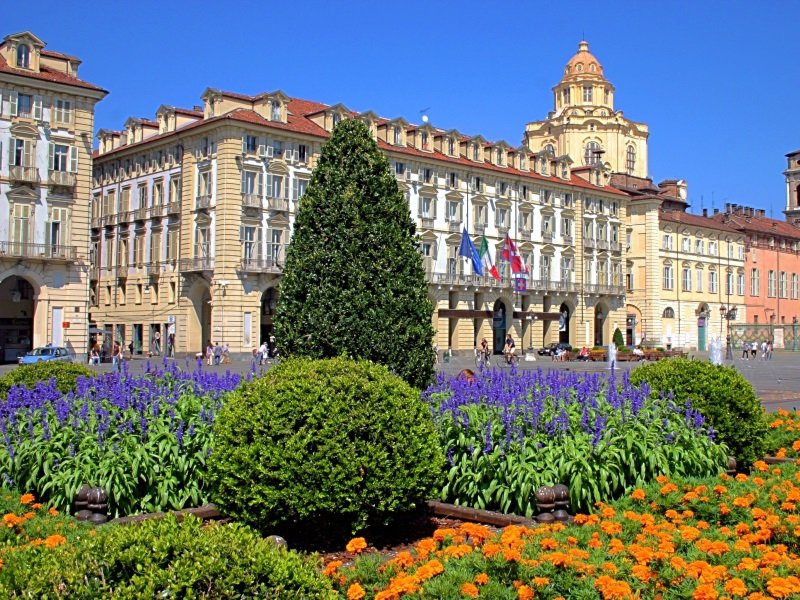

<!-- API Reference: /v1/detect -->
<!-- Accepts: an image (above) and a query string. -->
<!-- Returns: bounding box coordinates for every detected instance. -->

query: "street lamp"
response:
[526,313,538,352]
[719,304,738,360]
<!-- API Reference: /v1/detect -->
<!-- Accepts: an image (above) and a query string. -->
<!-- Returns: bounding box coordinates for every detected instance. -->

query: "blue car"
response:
[18,346,72,365]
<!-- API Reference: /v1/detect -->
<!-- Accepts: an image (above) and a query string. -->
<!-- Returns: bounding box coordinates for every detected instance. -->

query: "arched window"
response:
[544,143,555,156]
[626,146,636,173]
[662,307,675,319]
[584,141,601,166]
[16,44,30,68]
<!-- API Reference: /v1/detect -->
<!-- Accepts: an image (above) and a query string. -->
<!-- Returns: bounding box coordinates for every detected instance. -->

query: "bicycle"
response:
[475,349,492,369]
[500,352,519,367]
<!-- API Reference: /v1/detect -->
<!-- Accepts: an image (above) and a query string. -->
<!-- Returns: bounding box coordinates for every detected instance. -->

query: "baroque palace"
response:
[2,31,797,361]
[0,32,106,361]
[89,41,642,358]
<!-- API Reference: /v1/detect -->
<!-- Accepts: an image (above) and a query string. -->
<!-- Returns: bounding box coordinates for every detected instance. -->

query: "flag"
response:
[501,234,528,274]
[458,228,483,276]
[479,235,501,280]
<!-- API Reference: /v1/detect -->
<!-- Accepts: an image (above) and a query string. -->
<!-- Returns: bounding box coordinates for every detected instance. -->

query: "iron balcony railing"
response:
[146,262,162,276]
[0,241,77,261]
[239,244,288,273]
[179,257,215,272]
[48,171,76,187]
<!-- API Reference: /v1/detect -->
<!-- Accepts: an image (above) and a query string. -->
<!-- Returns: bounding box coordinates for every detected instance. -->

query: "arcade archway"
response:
[0,276,36,363]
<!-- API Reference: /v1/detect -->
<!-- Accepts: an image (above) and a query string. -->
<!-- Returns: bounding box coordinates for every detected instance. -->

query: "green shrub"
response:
[0,515,334,599]
[0,360,94,398]
[612,327,625,349]
[209,357,444,536]
[630,358,767,465]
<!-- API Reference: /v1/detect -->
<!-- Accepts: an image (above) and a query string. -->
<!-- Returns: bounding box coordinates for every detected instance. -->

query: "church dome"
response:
[563,41,605,80]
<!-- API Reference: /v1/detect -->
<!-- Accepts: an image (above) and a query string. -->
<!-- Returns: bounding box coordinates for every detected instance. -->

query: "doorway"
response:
[558,303,570,344]
[492,300,507,353]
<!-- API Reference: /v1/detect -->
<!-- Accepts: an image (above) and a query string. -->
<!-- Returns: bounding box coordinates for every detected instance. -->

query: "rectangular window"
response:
[394,161,405,176]
[737,272,745,296]
[768,270,776,297]
[153,180,164,206]
[447,201,461,223]
[750,268,759,296]
[50,143,70,171]
[695,239,704,255]
[119,187,130,213]
[448,172,458,189]
[134,234,145,266]
[738,245,745,260]
[138,183,149,208]
[297,144,308,163]
[292,178,308,201]
[682,268,691,291]
[709,271,718,293]
[169,177,182,205]
[11,204,31,246]
[419,196,434,219]
[561,218,572,238]
[393,127,402,145]
[682,236,690,252]
[195,226,211,258]
[496,207,508,228]
[662,265,674,290]
[779,271,787,298]
[539,255,551,282]
[662,234,673,250]
[200,171,213,198]
[54,99,73,125]
[422,168,432,184]
[11,138,35,167]
[792,273,798,299]
[149,230,162,263]
[169,281,177,304]
[583,85,593,103]
[118,238,129,267]
[696,269,703,292]
[167,229,179,262]
[266,174,285,199]
[48,207,69,249]
[242,135,258,154]
[708,241,717,256]
[563,87,571,104]
[726,272,734,296]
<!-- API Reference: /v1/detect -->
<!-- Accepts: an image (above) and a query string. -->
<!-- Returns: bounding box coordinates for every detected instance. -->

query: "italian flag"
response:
[479,235,501,280]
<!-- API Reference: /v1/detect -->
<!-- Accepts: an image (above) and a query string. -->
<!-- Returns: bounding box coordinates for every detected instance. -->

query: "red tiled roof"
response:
[710,212,800,240]
[659,210,740,234]
[40,48,80,62]
[174,107,203,117]
[0,54,106,93]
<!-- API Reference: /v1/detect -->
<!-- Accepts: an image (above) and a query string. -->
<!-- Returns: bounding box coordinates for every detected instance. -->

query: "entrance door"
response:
[698,317,707,351]
[626,314,635,346]
[559,303,570,344]
[492,301,507,354]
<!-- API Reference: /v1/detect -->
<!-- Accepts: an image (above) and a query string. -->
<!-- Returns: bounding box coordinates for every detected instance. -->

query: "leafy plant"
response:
[763,409,800,457]
[630,358,767,465]
[274,118,435,390]
[612,327,624,349]
[0,515,334,599]
[0,361,241,516]
[209,357,444,536]
[0,361,94,398]
[426,369,727,515]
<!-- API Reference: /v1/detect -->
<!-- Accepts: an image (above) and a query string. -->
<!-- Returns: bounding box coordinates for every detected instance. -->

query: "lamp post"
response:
[526,313,538,353]
[719,304,738,361]
[596,310,604,347]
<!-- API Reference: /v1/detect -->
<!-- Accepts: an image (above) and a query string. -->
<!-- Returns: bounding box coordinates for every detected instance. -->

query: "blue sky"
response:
[6,0,797,216]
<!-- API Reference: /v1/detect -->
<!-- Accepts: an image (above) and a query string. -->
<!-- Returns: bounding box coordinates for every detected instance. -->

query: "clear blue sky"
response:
[6,0,797,216]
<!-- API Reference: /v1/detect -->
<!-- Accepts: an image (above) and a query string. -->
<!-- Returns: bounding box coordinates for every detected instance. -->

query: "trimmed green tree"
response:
[612,327,625,349]
[274,119,435,389]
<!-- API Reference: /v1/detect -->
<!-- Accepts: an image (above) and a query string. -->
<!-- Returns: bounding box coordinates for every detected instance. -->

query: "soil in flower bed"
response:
[283,508,494,563]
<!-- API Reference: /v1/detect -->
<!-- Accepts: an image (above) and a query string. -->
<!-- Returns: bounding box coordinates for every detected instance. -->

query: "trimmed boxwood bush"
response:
[208,357,444,536]
[0,361,94,398]
[0,515,333,599]
[630,358,767,465]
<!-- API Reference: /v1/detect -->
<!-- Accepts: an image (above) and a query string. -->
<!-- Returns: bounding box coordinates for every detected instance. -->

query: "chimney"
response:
[713,208,719,215]
[193,105,203,112]
[702,208,708,217]
[757,209,766,217]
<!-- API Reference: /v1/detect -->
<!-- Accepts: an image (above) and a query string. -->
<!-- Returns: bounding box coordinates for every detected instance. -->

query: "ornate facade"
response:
[0,31,106,362]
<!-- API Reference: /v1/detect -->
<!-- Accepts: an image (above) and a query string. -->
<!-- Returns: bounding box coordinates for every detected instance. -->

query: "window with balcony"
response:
[561,257,573,282]
[539,255,551,282]
[474,205,487,228]
[709,270,718,293]
[418,196,435,220]
[153,180,164,206]
[584,258,593,285]
[561,217,573,239]
[119,187,130,214]
[138,183,149,209]
[53,99,72,125]
[446,200,462,224]
[496,207,509,229]
[47,207,69,251]
[266,174,285,199]
[241,170,262,198]
[195,226,211,258]
[10,138,34,168]
[150,231,162,264]
[662,265,674,290]
[241,225,261,261]
[11,203,31,246]
[199,171,213,200]
[167,228,179,262]
[133,235,145,266]
[768,270,776,297]
[118,238,129,267]
[49,143,76,172]
[598,260,609,285]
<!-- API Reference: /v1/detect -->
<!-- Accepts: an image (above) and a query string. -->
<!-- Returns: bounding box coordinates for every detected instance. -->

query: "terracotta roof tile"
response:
[659,210,741,234]
[710,213,800,240]
[0,54,106,93]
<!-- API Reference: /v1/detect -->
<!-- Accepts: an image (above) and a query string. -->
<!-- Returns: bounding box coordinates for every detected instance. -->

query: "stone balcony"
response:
[48,170,76,187]
[0,241,77,262]
[179,257,215,273]
[9,166,39,184]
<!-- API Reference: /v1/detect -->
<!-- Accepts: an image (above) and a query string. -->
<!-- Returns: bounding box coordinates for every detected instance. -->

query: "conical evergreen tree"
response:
[274,119,435,389]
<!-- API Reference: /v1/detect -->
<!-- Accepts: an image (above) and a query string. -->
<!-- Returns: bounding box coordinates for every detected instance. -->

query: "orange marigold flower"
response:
[631,488,646,501]
[603,562,618,574]
[444,544,472,558]
[475,573,489,586]
[31,503,43,510]
[322,560,343,577]
[346,582,366,600]
[793,440,800,452]
[692,583,719,599]
[600,521,623,535]
[724,577,748,597]
[539,537,558,550]
[608,538,625,555]
[346,537,368,553]
[391,551,415,569]
[44,534,66,548]
[2,513,24,528]
[594,575,633,600]
[48,507,58,516]
[416,538,437,558]
[414,559,444,582]
[631,564,655,582]
[461,582,479,598]
[19,493,35,505]
[753,461,769,472]
[433,528,459,541]
[532,576,550,586]
[460,523,493,543]
[735,473,749,482]
[656,475,669,484]
[766,576,800,599]
[517,585,534,600]
[712,485,727,495]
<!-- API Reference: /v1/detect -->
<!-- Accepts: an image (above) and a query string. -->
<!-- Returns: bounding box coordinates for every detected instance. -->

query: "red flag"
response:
[501,234,528,274]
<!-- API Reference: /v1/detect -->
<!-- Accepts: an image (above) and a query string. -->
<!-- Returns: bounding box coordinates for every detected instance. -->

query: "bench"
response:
[615,352,644,362]
[589,350,608,361]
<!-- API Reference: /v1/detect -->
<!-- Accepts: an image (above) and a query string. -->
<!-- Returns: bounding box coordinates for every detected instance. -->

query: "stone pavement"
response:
[1,349,797,412]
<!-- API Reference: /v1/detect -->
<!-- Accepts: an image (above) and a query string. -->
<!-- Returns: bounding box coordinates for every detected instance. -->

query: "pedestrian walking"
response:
[767,339,773,360]
[760,340,767,360]
[112,341,122,372]
[214,342,222,366]
[741,341,749,360]
[206,340,214,366]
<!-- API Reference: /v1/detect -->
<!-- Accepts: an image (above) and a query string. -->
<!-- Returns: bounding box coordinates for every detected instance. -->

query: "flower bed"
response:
[327,461,800,599]
[0,361,241,517]
[764,409,800,459]
[425,369,728,515]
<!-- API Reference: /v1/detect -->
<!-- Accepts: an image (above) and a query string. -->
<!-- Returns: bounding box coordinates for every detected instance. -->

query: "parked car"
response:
[537,342,573,356]
[18,346,72,365]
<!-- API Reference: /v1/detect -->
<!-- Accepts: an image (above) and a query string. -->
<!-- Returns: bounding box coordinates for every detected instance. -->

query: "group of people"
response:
[255,336,279,365]
[205,340,231,365]
[741,340,774,360]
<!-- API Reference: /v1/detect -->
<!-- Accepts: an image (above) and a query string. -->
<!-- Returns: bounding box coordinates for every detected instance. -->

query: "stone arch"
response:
[186,277,212,356]
[593,300,610,347]
[260,285,279,352]
[558,300,574,345]
[0,271,43,362]
[625,303,643,346]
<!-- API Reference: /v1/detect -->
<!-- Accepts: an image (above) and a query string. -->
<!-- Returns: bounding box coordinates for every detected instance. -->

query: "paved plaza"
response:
[1,350,797,412]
